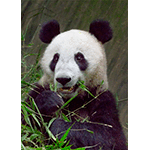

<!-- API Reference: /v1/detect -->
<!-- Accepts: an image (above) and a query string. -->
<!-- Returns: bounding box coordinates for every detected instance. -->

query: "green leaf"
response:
[100,80,104,87]
[74,148,86,150]
[81,116,89,123]
[21,104,34,131]
[57,94,78,114]
[44,124,56,141]
[86,129,94,134]
[32,98,44,123]
[59,123,75,147]
[77,81,95,98]
[27,43,34,47]
[21,142,26,150]
[21,133,28,142]
[61,113,71,122]
[49,83,54,91]
[47,117,57,129]
[31,113,41,127]
[115,93,119,108]
[30,133,39,141]
[31,99,57,141]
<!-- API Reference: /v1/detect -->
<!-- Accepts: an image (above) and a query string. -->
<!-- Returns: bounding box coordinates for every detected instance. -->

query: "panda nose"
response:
[56,77,71,86]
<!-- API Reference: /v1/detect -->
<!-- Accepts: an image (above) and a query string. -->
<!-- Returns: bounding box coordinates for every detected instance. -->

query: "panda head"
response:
[39,20,113,99]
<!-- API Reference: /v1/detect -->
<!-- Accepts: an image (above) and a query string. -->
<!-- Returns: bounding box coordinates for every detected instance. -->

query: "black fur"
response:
[50,53,60,71]
[22,83,127,150]
[35,90,64,116]
[39,20,60,43]
[89,19,113,44]
[74,52,88,71]
[50,52,88,72]
[39,19,112,44]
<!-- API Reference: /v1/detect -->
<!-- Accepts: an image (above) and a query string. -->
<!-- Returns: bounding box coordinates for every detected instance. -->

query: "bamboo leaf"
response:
[31,113,41,127]
[61,113,71,122]
[45,123,56,141]
[77,81,95,98]
[59,123,75,146]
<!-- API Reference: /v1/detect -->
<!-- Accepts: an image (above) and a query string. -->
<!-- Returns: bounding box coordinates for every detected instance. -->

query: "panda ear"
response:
[89,19,113,44]
[39,20,60,44]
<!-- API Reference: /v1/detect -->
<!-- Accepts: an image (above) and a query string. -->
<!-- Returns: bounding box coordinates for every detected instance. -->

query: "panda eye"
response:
[50,53,60,71]
[75,52,88,71]
[53,53,59,62]
[75,52,84,61]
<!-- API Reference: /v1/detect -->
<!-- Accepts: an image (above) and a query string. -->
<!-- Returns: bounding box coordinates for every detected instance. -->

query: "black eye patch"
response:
[74,52,88,71]
[50,53,60,71]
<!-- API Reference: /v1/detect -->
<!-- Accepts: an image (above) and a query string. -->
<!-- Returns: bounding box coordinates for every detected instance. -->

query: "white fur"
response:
[39,29,108,98]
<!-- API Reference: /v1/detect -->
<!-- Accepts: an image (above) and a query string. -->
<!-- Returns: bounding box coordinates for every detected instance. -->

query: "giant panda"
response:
[23,19,127,150]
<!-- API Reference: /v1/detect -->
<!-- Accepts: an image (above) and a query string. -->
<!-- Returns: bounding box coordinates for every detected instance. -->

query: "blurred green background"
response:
[21,0,128,139]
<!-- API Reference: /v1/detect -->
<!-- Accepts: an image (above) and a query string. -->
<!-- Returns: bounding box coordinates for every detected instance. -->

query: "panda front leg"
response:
[33,90,64,122]
[50,116,127,150]
[50,118,116,150]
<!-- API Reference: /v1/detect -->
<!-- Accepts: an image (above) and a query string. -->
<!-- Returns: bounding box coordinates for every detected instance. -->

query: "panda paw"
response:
[34,90,64,118]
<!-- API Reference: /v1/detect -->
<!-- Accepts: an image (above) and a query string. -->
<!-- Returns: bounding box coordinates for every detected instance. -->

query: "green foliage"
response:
[77,81,95,98]
[21,78,92,149]
[115,93,119,109]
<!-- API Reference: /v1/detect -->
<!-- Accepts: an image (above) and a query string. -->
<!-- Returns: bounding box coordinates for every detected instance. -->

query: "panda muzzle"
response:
[58,84,78,94]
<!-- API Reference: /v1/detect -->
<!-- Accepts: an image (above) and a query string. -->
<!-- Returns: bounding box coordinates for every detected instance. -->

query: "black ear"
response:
[89,19,113,44]
[39,20,60,44]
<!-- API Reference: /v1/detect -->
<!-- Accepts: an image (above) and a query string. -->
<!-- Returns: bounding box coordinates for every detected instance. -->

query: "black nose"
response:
[56,77,71,86]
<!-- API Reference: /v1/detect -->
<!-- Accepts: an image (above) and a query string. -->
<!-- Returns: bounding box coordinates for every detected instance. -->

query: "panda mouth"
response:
[58,84,78,94]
